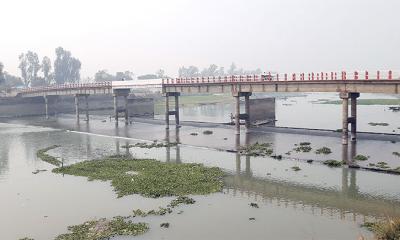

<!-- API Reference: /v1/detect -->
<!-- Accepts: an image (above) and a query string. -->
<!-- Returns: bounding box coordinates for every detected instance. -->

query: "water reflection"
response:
[165,127,181,163]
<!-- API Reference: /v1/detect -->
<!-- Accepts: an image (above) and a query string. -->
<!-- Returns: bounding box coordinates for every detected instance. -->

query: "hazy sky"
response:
[1,0,399,78]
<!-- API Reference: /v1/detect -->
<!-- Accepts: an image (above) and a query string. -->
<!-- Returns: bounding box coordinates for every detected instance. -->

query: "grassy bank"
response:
[52,156,224,198]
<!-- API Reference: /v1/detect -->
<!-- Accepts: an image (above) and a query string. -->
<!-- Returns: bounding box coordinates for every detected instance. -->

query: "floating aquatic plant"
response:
[315,147,332,155]
[353,154,369,161]
[239,142,273,157]
[53,157,224,198]
[55,216,148,240]
[323,160,343,167]
[203,130,213,135]
[291,166,301,171]
[122,142,177,149]
[368,122,389,126]
[36,145,62,166]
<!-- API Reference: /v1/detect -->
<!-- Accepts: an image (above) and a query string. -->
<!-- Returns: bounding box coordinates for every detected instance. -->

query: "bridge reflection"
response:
[160,129,400,221]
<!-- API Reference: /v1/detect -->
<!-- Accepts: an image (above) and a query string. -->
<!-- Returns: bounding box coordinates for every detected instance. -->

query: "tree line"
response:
[178,63,262,78]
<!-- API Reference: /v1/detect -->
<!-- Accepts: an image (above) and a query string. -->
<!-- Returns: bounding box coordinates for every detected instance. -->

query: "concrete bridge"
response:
[13,70,400,145]
[162,70,400,145]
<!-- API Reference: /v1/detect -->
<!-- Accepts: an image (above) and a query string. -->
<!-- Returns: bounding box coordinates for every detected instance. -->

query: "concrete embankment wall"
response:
[0,95,154,118]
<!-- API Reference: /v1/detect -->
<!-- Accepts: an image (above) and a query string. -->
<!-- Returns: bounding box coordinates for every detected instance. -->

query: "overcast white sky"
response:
[0,0,399,78]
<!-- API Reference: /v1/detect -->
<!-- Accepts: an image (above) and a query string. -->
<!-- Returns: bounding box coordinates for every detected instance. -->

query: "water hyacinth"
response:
[36,145,62,166]
[53,157,224,198]
[55,216,148,240]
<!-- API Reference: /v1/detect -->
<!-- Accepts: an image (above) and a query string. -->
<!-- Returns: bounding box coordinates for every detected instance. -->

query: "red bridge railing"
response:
[162,70,398,85]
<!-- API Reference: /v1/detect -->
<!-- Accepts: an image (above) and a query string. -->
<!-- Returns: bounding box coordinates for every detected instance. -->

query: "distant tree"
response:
[0,62,5,85]
[3,71,23,88]
[94,70,115,82]
[156,69,165,78]
[201,64,218,77]
[18,54,28,86]
[18,51,41,87]
[41,56,52,85]
[227,62,237,75]
[178,66,200,78]
[137,74,158,80]
[54,47,81,84]
[217,67,225,76]
[115,71,133,81]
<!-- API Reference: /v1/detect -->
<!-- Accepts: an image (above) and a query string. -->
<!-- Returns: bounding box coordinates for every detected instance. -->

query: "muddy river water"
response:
[0,93,399,239]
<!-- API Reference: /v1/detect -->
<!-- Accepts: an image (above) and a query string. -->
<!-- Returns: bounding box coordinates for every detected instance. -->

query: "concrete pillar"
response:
[165,94,170,129]
[44,96,49,119]
[74,95,79,122]
[350,93,359,142]
[235,95,240,135]
[244,94,250,132]
[340,93,349,145]
[113,95,118,122]
[175,94,180,126]
[85,95,89,122]
[124,95,128,125]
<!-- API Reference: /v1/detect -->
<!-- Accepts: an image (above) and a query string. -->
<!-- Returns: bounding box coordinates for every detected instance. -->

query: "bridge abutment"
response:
[164,92,180,129]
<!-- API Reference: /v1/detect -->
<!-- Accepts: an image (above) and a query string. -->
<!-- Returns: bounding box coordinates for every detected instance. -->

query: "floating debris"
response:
[54,217,148,240]
[393,152,400,157]
[291,166,301,171]
[271,154,282,160]
[306,160,314,164]
[249,203,259,208]
[223,137,228,140]
[249,218,256,221]
[323,160,343,167]
[353,154,369,161]
[36,145,62,166]
[122,142,177,149]
[190,132,198,136]
[160,223,170,228]
[53,157,224,198]
[368,122,389,126]
[32,169,47,174]
[203,130,213,135]
[315,147,332,155]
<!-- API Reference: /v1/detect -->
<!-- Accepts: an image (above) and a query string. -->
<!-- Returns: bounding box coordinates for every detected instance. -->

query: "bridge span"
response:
[12,70,400,145]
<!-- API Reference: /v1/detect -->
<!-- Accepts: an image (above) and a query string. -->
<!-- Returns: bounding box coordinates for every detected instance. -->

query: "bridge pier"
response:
[44,95,49,119]
[74,95,80,122]
[113,89,131,125]
[164,92,180,129]
[340,92,359,145]
[85,95,89,122]
[233,92,252,135]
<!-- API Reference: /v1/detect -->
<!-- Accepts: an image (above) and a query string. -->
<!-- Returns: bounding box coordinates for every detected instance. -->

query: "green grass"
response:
[52,156,224,198]
[55,216,148,240]
[36,145,62,166]
[362,218,400,240]
[320,99,400,105]
[353,154,369,161]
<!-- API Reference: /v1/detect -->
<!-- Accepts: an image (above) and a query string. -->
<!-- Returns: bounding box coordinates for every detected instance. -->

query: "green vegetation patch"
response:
[122,141,177,149]
[53,156,224,198]
[377,162,390,169]
[132,196,196,217]
[36,145,62,166]
[55,216,148,240]
[368,122,390,127]
[293,143,312,153]
[315,147,332,155]
[239,142,273,157]
[323,160,343,167]
[291,166,301,171]
[362,218,400,240]
[353,154,369,161]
